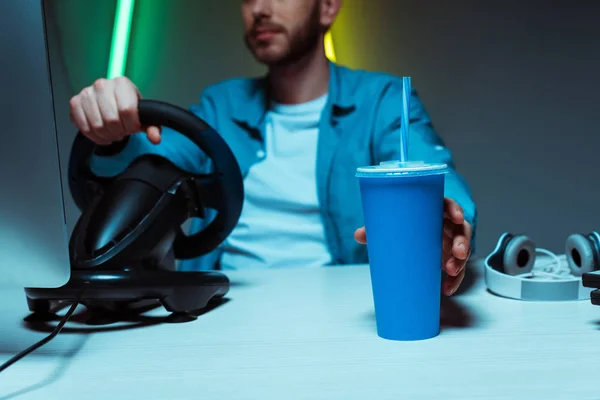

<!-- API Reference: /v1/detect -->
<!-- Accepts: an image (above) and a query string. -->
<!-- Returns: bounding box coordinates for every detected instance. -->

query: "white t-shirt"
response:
[219,93,332,269]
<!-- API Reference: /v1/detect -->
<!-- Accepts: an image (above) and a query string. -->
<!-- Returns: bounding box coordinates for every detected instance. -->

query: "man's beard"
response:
[275,21,322,67]
[245,3,323,67]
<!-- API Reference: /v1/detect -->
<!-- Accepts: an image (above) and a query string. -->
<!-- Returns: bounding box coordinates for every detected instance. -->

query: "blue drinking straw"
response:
[400,76,411,163]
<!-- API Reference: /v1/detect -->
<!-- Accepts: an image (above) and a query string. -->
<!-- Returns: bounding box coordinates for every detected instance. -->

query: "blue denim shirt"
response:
[91,62,477,270]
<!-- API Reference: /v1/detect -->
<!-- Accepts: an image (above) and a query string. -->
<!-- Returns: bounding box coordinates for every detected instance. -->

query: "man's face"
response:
[242,0,324,66]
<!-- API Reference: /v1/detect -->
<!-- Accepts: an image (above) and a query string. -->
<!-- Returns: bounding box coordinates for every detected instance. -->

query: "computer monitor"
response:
[0,0,71,288]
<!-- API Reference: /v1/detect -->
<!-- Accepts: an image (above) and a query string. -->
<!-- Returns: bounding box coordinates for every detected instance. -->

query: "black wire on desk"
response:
[0,290,84,374]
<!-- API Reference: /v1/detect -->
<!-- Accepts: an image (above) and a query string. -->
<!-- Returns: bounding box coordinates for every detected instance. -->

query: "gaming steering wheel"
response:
[67,99,244,264]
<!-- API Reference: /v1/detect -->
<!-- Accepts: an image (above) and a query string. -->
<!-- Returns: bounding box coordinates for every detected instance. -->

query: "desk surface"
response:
[0,262,599,400]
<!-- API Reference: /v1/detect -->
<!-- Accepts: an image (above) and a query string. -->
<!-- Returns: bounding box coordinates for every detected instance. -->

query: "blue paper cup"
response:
[356,161,448,341]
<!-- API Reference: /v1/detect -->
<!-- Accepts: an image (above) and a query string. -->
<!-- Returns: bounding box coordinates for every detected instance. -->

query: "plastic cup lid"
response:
[356,160,448,175]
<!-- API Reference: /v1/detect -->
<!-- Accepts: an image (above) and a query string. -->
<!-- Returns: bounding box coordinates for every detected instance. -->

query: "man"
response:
[69,0,476,296]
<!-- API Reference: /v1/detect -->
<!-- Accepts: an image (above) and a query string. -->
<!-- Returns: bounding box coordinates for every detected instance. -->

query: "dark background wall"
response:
[45,0,600,256]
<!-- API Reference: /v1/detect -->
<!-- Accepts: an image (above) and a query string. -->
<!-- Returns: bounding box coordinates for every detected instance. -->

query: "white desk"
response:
[0,261,599,400]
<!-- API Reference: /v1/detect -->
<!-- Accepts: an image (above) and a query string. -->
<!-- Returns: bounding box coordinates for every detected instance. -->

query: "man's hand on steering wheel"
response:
[69,76,161,146]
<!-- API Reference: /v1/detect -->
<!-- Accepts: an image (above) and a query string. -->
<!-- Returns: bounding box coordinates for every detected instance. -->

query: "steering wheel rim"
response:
[68,99,244,259]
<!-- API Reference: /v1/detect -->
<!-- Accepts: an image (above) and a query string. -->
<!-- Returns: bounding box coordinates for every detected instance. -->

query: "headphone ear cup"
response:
[503,235,536,275]
[565,234,596,276]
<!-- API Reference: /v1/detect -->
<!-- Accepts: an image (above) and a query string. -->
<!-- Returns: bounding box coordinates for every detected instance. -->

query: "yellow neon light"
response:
[324,31,336,62]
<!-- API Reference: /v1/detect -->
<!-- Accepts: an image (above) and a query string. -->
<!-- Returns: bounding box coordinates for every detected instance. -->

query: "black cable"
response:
[0,291,83,374]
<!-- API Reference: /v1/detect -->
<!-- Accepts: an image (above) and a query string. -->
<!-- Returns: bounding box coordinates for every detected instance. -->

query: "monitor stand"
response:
[24,266,229,324]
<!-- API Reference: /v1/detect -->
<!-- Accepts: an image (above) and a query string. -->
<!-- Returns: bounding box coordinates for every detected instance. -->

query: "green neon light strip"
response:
[106,1,336,76]
[107,0,136,79]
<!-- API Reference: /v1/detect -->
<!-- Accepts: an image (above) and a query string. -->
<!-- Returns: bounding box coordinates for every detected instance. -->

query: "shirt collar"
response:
[232,61,356,129]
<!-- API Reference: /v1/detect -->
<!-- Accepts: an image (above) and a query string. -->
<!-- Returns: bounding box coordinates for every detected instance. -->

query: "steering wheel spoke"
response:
[192,173,223,210]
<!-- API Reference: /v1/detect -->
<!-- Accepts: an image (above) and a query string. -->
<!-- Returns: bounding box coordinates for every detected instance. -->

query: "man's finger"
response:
[443,219,454,238]
[146,126,162,144]
[452,232,470,261]
[354,226,367,244]
[443,267,466,296]
[443,198,464,225]
[443,256,459,276]
[443,234,453,260]
[463,221,473,243]
[443,253,467,277]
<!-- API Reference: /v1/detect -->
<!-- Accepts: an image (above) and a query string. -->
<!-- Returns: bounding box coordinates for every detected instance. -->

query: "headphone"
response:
[484,232,600,301]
